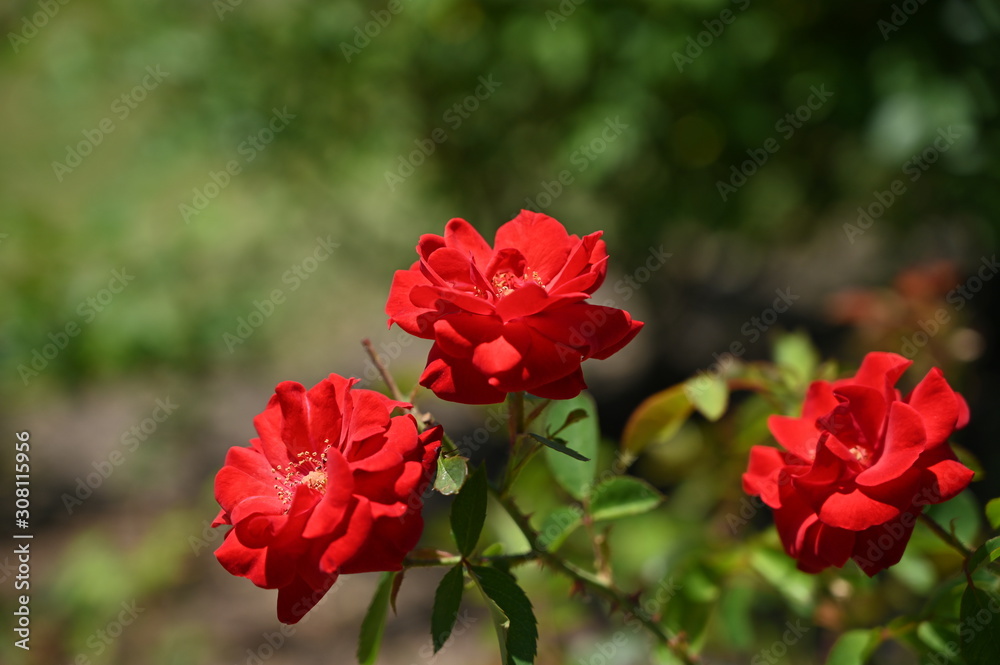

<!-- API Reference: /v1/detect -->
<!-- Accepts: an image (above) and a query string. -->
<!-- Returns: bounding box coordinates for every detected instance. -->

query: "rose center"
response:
[301,470,327,492]
[490,269,545,296]
[848,446,871,466]
[272,446,331,511]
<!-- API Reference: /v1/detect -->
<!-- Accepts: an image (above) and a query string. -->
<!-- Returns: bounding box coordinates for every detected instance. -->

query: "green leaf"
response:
[431,565,465,653]
[356,571,396,665]
[718,585,755,649]
[774,330,819,386]
[925,491,980,548]
[558,408,590,429]
[542,393,599,500]
[684,373,729,421]
[960,584,1000,663]
[470,566,538,665]
[985,498,1000,530]
[434,454,469,495]
[451,464,488,557]
[528,433,590,461]
[622,385,694,456]
[826,628,880,665]
[589,476,663,522]
[967,536,1000,574]
[535,506,583,553]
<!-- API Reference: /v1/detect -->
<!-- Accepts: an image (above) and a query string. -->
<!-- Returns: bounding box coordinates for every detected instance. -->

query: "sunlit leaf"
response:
[826,628,880,665]
[435,454,469,495]
[622,385,694,457]
[684,373,729,421]
[589,476,663,522]
[535,506,583,553]
[357,571,396,665]
[542,393,599,500]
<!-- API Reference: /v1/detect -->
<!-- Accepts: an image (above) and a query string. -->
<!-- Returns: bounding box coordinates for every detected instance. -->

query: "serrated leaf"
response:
[435,455,469,495]
[528,433,590,461]
[451,464,487,557]
[589,476,663,522]
[542,393,599,500]
[431,565,465,653]
[471,566,538,665]
[967,536,1000,574]
[684,373,729,421]
[356,571,396,665]
[826,628,880,665]
[622,385,694,456]
[985,498,1000,530]
[960,584,1000,663]
[536,506,583,553]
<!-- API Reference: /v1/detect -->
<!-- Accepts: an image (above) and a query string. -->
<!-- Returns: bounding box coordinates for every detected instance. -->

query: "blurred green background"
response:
[1,0,999,663]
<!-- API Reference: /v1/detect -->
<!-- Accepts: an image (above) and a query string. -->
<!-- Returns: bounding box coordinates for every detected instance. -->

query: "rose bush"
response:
[386,210,643,404]
[212,373,442,623]
[742,352,974,575]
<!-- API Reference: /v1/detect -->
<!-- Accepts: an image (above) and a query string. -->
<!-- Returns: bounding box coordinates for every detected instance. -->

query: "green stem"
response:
[491,487,697,664]
[404,550,540,568]
[919,512,973,559]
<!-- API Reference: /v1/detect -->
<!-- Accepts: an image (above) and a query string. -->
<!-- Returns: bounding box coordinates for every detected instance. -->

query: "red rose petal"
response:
[276,574,337,625]
[855,402,926,487]
[386,267,436,337]
[819,488,901,530]
[494,210,573,283]
[742,446,787,508]
[444,217,493,268]
[906,368,961,448]
[851,515,916,576]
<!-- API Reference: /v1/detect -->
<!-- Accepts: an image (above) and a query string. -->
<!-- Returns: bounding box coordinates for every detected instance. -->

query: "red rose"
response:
[386,210,644,404]
[742,352,973,575]
[212,374,442,623]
